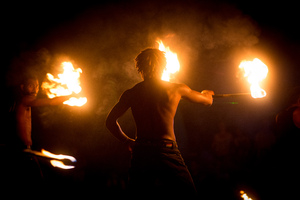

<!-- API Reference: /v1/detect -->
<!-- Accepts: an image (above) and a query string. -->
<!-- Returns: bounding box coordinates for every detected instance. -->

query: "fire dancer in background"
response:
[13,74,73,150]
[2,74,75,186]
[272,87,300,198]
[106,48,214,197]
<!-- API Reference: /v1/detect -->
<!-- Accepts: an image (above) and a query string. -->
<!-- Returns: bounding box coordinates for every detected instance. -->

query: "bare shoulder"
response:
[119,83,142,102]
[174,83,191,94]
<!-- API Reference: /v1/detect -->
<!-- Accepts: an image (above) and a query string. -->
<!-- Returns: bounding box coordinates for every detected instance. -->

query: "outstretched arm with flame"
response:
[156,39,214,104]
[22,95,73,107]
[180,85,214,106]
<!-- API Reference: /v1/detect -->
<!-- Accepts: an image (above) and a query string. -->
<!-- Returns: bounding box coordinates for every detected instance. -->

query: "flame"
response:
[50,160,75,169]
[239,58,268,98]
[157,40,180,81]
[63,97,87,106]
[240,190,253,200]
[41,149,76,169]
[42,62,87,106]
[41,149,77,162]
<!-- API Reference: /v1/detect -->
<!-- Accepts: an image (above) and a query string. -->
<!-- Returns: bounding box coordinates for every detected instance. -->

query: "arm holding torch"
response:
[180,87,214,106]
[23,94,77,107]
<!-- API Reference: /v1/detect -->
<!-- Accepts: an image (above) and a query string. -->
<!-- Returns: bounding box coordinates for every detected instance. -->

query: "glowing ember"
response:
[157,40,180,82]
[239,58,268,98]
[42,61,87,106]
[41,149,76,169]
[240,190,253,200]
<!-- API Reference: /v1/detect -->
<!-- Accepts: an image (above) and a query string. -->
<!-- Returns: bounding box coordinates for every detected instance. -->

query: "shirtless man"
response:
[106,48,214,196]
[15,75,71,149]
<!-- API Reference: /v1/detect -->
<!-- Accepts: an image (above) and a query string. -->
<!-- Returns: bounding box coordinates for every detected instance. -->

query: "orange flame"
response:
[42,62,87,106]
[157,40,180,81]
[50,160,75,169]
[239,58,268,98]
[240,190,253,200]
[41,149,76,162]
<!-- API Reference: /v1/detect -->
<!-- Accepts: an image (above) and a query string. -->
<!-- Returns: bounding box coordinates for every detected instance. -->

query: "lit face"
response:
[22,79,39,96]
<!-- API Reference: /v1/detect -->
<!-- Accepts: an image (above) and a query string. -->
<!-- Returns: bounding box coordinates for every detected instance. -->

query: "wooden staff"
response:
[213,93,251,98]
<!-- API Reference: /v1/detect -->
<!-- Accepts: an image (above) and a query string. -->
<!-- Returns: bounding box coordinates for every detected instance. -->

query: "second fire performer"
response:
[106,48,214,197]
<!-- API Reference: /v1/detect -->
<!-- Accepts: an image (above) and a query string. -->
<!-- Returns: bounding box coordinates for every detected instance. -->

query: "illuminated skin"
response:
[106,76,214,150]
[16,78,71,147]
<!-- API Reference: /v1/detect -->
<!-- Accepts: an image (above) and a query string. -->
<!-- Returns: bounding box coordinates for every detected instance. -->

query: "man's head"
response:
[135,48,167,80]
[20,75,39,96]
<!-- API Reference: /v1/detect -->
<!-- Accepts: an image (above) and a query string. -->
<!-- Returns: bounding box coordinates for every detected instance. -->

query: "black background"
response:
[2,0,299,198]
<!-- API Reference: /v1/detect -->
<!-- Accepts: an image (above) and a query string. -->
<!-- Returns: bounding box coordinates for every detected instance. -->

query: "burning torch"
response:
[24,148,76,169]
[213,58,268,99]
[41,61,87,107]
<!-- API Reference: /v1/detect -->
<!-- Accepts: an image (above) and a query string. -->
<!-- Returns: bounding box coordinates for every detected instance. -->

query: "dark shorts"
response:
[128,139,197,197]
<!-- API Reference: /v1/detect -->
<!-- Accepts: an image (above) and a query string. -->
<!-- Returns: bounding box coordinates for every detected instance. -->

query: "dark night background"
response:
[1,0,299,199]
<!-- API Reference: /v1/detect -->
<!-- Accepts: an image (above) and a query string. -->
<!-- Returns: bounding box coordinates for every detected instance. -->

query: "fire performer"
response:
[13,74,73,150]
[106,48,214,196]
[2,74,75,186]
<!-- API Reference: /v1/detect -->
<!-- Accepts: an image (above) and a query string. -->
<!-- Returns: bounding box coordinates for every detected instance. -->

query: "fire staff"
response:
[106,48,214,197]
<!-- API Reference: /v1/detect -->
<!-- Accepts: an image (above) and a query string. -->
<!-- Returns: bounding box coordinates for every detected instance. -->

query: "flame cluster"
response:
[42,149,76,169]
[157,40,180,82]
[42,62,87,106]
[239,58,268,98]
[240,190,253,200]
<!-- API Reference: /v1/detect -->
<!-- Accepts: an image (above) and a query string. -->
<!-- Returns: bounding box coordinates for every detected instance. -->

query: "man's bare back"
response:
[16,97,33,146]
[125,79,183,141]
[106,78,214,145]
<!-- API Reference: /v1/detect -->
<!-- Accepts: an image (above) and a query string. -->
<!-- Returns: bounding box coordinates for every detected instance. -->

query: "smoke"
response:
[4,0,261,152]
[5,48,52,87]
[31,0,259,117]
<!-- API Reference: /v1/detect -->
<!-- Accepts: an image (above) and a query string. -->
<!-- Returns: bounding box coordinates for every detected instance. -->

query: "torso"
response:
[127,80,183,141]
[16,98,32,146]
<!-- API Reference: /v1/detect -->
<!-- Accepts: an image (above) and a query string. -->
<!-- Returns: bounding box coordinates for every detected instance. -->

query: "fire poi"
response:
[214,58,268,98]
[41,61,87,106]
[24,148,77,169]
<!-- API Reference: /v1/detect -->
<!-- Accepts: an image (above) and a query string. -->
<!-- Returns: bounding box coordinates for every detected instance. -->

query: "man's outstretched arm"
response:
[22,95,72,107]
[179,84,214,106]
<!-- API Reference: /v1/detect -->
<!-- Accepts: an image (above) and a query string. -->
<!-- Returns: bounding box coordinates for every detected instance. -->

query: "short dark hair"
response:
[134,48,167,79]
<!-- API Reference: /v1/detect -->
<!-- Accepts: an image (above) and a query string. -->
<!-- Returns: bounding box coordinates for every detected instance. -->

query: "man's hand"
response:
[201,90,215,96]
